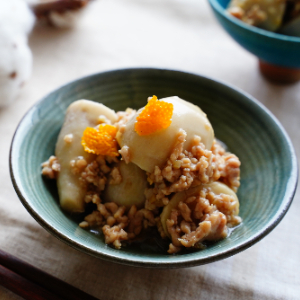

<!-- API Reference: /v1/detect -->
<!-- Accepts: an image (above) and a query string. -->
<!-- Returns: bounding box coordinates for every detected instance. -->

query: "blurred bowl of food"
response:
[208,0,300,83]
[9,68,298,268]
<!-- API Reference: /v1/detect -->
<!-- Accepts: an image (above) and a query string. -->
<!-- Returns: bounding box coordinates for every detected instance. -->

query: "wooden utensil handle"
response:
[0,249,99,300]
[0,264,61,300]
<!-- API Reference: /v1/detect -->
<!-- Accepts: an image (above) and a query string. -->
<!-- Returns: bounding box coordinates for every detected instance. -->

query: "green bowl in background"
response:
[208,0,300,68]
[9,68,298,268]
[208,0,300,83]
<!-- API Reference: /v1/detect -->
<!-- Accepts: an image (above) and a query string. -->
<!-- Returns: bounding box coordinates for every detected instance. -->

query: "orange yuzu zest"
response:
[135,95,173,136]
[81,124,119,156]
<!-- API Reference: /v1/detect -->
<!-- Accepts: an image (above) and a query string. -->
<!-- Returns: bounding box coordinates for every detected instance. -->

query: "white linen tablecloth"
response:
[0,0,299,299]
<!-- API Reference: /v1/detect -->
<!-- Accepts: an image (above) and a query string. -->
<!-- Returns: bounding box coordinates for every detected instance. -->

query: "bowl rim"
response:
[9,67,298,268]
[208,0,300,43]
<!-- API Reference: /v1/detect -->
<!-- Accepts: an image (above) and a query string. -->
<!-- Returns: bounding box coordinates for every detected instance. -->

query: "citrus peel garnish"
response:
[135,96,173,136]
[81,124,119,156]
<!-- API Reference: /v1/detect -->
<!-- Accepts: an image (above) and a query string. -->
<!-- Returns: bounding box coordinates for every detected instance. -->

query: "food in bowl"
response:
[227,0,300,36]
[41,96,241,254]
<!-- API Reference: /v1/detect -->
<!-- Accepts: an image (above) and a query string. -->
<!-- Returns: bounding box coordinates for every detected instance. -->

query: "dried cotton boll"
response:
[0,0,35,106]
[31,0,90,28]
[48,9,86,28]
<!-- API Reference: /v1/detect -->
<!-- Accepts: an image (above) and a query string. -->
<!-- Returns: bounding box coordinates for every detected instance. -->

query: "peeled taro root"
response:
[160,182,240,238]
[0,0,35,106]
[103,161,148,209]
[55,100,118,213]
[227,0,286,32]
[117,96,214,173]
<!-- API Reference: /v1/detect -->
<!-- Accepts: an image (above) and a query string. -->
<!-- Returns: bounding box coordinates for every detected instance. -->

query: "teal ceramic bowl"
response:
[208,0,300,82]
[10,68,298,268]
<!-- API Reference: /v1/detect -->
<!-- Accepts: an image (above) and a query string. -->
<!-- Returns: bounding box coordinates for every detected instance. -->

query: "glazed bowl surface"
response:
[10,68,298,268]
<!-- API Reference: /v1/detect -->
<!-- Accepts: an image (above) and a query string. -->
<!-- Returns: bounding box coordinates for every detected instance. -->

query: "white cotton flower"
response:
[0,0,35,106]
